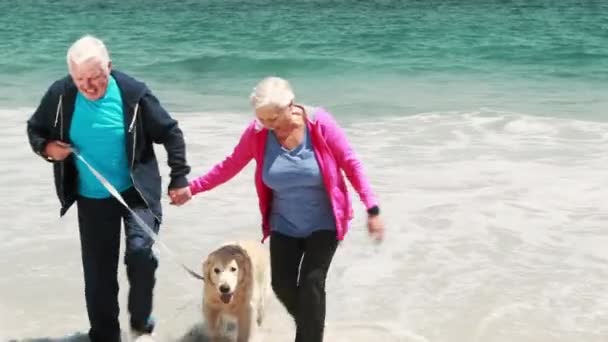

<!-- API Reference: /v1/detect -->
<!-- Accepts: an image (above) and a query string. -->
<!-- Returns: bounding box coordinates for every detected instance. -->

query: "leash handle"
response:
[72,150,205,281]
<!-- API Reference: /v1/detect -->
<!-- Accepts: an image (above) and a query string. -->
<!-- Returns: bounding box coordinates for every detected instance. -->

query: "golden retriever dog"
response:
[201,240,271,342]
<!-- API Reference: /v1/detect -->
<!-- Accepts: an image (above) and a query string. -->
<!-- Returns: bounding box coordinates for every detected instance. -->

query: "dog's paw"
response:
[226,321,238,332]
[133,335,155,342]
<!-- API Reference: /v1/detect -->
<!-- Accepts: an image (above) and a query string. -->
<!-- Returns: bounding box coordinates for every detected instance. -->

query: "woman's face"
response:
[255,104,293,131]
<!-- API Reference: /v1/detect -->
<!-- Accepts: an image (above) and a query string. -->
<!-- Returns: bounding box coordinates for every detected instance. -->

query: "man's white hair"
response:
[66,35,111,73]
[249,76,295,109]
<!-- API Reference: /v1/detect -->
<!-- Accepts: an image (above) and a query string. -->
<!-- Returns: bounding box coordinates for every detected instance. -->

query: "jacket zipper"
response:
[129,103,161,223]
[57,95,66,207]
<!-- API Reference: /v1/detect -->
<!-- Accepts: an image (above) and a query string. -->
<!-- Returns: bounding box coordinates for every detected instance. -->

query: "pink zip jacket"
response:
[189,107,378,242]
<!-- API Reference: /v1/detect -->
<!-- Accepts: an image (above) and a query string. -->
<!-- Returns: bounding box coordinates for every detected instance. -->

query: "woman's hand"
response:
[169,186,192,206]
[367,214,385,242]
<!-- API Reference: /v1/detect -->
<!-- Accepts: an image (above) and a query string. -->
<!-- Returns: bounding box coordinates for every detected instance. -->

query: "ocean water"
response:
[1,0,607,341]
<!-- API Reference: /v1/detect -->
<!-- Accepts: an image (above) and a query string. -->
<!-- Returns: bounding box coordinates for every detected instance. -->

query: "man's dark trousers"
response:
[76,187,159,342]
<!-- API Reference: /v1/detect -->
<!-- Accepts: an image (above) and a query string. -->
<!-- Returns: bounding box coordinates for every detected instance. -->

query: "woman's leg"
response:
[269,231,305,319]
[295,230,338,342]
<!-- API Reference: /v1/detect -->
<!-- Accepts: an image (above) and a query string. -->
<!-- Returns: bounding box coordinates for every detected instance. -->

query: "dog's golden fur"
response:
[201,241,270,342]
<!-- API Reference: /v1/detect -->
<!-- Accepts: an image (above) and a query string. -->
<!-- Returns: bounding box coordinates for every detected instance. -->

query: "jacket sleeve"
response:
[139,90,191,189]
[320,111,378,209]
[26,84,58,162]
[189,124,255,195]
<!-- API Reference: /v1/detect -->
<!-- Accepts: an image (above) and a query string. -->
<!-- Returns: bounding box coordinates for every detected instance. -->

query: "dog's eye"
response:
[213,268,220,274]
[230,267,237,272]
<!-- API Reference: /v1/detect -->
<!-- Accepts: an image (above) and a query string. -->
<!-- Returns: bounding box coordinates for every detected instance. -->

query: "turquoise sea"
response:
[1,1,607,341]
[1,0,607,118]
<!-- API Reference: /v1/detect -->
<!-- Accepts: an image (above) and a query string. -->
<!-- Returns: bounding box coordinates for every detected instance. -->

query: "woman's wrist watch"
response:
[367,205,380,217]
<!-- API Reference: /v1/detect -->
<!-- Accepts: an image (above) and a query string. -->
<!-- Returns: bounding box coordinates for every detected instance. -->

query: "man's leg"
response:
[295,230,338,342]
[122,188,159,334]
[77,196,123,342]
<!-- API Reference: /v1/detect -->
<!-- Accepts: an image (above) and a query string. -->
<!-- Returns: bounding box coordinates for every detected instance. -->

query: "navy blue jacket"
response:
[26,70,190,222]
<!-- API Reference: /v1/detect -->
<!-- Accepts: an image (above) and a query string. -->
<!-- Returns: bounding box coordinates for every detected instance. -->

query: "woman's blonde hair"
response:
[249,76,295,110]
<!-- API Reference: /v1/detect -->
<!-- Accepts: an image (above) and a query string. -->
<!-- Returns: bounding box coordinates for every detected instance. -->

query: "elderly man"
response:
[26,35,192,341]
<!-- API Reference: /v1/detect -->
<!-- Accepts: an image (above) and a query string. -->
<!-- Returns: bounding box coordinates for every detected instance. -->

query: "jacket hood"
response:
[57,69,148,106]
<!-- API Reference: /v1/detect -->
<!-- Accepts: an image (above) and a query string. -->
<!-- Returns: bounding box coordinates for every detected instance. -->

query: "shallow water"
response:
[1,108,607,341]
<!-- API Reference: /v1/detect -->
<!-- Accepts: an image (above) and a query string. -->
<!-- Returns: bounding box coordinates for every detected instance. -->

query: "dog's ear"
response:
[235,249,253,287]
[203,257,213,285]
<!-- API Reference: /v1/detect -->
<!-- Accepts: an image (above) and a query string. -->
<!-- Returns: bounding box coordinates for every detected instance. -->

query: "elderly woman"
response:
[173,76,384,342]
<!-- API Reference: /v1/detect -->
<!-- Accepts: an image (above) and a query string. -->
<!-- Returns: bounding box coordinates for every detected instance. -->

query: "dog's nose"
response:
[219,284,230,294]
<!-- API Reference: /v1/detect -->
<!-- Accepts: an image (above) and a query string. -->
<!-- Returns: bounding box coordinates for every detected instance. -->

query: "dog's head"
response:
[203,244,252,304]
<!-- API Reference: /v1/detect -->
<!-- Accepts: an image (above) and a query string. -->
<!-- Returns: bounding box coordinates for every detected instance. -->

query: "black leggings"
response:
[270,230,338,342]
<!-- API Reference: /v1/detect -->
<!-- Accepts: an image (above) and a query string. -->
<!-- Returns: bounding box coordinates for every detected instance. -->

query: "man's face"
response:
[69,59,110,101]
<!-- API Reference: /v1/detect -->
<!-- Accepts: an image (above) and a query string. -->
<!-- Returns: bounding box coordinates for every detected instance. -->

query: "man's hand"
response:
[44,141,72,161]
[169,186,192,206]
